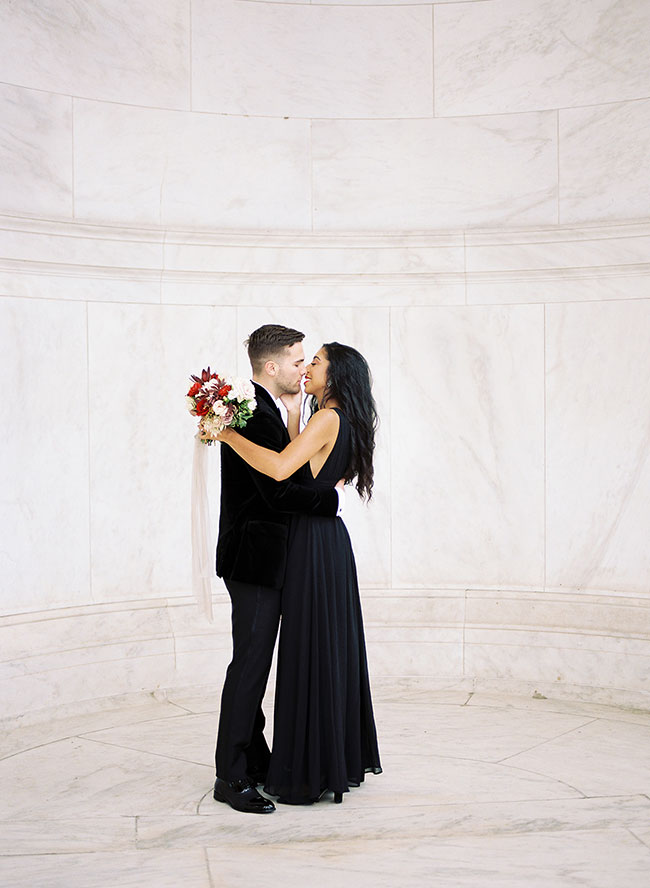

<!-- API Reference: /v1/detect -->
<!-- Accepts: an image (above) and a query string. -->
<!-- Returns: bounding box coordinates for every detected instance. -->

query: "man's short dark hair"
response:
[246,324,305,374]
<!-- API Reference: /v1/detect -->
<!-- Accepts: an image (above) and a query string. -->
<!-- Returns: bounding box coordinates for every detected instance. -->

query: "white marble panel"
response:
[0,84,71,218]
[0,693,187,758]
[0,737,210,819]
[313,114,557,230]
[0,602,172,663]
[0,850,211,888]
[465,628,650,695]
[367,638,462,678]
[376,700,591,761]
[466,230,650,274]
[162,280,466,308]
[0,0,190,109]
[505,718,650,796]
[466,691,650,727]
[236,306,391,586]
[546,300,650,594]
[361,591,465,627]
[203,830,650,887]
[391,305,545,588]
[467,270,650,306]
[0,818,135,855]
[81,712,215,767]
[560,99,650,224]
[0,215,164,302]
[74,100,311,229]
[0,651,177,720]
[140,796,650,850]
[466,590,650,638]
[192,0,432,118]
[0,267,162,304]
[88,303,236,601]
[0,217,163,270]
[466,224,650,303]
[435,0,650,116]
[163,232,463,276]
[0,297,89,614]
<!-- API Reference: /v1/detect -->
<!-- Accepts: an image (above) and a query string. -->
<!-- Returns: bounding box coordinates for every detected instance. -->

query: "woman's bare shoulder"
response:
[306,407,340,429]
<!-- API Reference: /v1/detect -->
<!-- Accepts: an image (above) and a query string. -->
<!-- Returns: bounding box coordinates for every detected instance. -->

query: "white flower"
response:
[226,376,255,403]
[248,398,257,411]
[212,400,229,418]
[185,395,197,413]
[201,413,226,436]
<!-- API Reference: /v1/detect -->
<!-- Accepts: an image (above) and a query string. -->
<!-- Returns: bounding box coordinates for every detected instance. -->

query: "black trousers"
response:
[215,578,281,781]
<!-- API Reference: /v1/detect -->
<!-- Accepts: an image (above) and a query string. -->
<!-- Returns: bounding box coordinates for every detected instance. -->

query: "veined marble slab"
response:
[504,717,650,796]
[390,304,545,589]
[0,737,211,819]
[0,84,72,218]
[312,113,557,230]
[203,830,650,887]
[546,299,650,594]
[0,297,90,613]
[138,795,650,848]
[73,100,311,229]
[192,0,432,118]
[560,99,650,224]
[435,0,650,115]
[0,0,190,109]
[87,302,233,602]
[0,850,211,888]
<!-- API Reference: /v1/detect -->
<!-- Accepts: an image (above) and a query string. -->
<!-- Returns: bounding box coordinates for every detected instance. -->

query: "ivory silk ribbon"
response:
[191,436,214,621]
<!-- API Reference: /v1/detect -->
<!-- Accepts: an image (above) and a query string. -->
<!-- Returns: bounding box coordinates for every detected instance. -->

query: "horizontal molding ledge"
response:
[2,215,649,304]
[3,258,650,286]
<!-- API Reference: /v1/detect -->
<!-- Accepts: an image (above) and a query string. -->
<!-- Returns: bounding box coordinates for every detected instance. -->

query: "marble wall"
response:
[1,0,650,716]
[1,0,650,229]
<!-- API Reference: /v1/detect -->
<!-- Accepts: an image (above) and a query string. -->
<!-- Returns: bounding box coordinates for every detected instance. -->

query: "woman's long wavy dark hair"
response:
[310,342,378,501]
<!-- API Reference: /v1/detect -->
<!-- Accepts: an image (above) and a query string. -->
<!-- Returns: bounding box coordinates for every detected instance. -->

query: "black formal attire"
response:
[215,383,338,783]
[264,408,382,803]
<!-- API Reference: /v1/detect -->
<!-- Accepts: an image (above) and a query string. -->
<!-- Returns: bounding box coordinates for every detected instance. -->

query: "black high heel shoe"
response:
[334,792,343,804]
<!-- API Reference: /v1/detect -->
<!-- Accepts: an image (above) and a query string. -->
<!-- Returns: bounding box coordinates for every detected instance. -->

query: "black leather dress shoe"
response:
[213,777,275,814]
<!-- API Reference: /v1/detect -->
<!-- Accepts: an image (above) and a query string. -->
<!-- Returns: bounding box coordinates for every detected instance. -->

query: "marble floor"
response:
[1,680,650,887]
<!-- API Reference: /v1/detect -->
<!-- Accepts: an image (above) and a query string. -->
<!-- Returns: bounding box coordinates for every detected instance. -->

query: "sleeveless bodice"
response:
[306,408,351,490]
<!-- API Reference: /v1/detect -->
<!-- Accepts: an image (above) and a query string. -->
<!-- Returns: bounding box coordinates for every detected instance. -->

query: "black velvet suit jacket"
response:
[216,383,338,589]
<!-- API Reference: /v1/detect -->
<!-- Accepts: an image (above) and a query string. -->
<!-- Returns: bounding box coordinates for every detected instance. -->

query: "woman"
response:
[216,342,382,804]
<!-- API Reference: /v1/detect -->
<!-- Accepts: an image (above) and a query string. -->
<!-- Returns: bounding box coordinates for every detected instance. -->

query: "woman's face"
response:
[303,347,330,399]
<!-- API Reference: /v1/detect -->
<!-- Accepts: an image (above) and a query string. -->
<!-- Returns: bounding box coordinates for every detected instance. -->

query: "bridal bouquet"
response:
[186,368,257,443]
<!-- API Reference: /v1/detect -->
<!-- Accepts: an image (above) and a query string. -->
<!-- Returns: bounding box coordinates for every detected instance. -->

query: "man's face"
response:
[273,342,306,395]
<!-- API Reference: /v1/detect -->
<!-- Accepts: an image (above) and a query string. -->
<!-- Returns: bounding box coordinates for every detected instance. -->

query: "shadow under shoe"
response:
[213,777,275,814]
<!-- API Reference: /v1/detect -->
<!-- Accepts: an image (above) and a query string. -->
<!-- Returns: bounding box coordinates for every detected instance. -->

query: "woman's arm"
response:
[218,408,339,481]
[279,391,302,441]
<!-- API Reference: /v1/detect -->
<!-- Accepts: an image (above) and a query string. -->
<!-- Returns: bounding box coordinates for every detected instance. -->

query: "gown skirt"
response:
[264,409,382,804]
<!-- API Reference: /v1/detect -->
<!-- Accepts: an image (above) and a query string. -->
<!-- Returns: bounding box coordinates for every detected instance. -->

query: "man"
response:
[213,324,341,814]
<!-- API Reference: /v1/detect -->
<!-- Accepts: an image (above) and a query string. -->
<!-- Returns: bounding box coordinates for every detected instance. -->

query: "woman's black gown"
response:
[264,408,382,803]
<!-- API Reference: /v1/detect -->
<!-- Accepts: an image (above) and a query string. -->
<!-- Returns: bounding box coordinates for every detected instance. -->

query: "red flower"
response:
[218,384,231,398]
[195,398,210,416]
[187,382,201,397]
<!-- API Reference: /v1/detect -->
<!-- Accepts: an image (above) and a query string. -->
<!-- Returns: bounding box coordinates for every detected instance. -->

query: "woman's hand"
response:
[280,391,302,440]
[199,426,234,444]
[279,390,302,415]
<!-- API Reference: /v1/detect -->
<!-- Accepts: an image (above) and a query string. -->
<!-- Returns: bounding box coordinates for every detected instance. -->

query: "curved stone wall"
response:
[1,0,649,717]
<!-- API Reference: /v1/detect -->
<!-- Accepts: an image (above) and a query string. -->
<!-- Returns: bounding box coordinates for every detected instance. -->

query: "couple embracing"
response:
[212,324,382,813]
